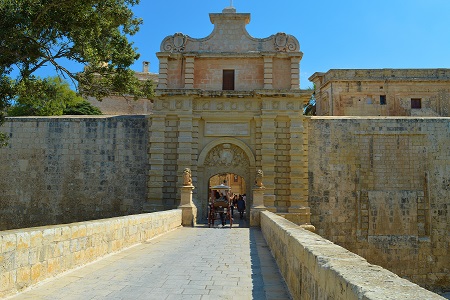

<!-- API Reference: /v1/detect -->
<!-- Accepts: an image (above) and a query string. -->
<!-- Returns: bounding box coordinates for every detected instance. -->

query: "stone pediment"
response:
[160,9,300,54]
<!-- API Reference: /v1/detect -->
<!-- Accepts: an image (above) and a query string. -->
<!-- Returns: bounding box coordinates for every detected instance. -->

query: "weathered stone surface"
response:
[0,116,149,230]
[0,209,182,298]
[308,117,450,290]
[310,69,450,117]
[261,211,445,300]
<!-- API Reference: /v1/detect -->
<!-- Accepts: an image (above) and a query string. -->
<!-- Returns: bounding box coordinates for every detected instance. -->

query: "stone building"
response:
[86,62,158,115]
[0,5,448,292]
[147,6,312,224]
[310,69,450,116]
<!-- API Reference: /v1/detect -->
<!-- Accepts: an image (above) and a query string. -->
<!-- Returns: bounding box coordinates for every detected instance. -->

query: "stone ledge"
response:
[0,210,182,298]
[155,89,312,98]
[260,211,444,300]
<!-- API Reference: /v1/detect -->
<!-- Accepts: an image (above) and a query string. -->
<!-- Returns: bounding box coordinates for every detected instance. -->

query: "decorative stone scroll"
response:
[161,33,187,52]
[204,144,249,168]
[158,14,301,54]
[274,32,298,52]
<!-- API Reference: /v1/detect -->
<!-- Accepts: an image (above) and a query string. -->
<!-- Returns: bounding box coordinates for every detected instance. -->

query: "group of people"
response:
[230,194,246,219]
[209,190,247,227]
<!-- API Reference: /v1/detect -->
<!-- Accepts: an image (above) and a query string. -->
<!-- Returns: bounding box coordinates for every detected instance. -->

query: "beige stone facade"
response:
[0,210,182,298]
[146,7,311,223]
[307,117,449,290]
[309,69,450,116]
[0,6,448,293]
[86,66,158,115]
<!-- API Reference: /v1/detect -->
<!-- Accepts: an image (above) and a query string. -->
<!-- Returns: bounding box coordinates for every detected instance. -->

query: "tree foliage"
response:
[7,77,102,116]
[0,0,152,146]
[63,101,102,115]
[0,0,152,100]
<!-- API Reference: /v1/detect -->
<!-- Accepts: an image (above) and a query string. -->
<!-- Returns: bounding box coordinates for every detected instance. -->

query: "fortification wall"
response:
[260,211,444,300]
[0,209,182,298]
[0,116,150,231]
[308,116,450,290]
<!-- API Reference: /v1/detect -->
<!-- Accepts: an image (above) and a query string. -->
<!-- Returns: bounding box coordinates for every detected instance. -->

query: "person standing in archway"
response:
[237,195,246,219]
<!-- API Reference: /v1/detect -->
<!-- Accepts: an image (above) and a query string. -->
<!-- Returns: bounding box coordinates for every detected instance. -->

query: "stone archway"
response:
[196,138,256,221]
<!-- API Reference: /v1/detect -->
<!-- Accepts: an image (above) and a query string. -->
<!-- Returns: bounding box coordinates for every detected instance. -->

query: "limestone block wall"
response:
[86,96,153,115]
[193,57,265,91]
[0,209,182,298]
[0,116,149,231]
[166,58,184,89]
[272,57,292,90]
[310,69,450,117]
[260,211,444,300]
[308,117,450,290]
[274,117,291,210]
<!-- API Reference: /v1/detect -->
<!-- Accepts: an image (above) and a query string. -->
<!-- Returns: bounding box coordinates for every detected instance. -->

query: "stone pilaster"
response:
[145,116,166,212]
[260,113,277,212]
[286,115,311,225]
[157,54,169,88]
[290,57,301,90]
[288,116,308,209]
[263,55,273,89]
[184,56,195,89]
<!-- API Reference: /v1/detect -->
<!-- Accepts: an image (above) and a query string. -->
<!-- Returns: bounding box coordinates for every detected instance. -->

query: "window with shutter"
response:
[223,70,235,90]
[411,98,422,109]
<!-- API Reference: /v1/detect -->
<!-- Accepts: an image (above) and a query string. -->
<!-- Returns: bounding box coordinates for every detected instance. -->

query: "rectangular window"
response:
[380,95,386,105]
[411,98,422,109]
[223,70,235,90]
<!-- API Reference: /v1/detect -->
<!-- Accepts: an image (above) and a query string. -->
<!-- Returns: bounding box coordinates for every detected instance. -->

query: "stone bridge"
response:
[1,210,445,300]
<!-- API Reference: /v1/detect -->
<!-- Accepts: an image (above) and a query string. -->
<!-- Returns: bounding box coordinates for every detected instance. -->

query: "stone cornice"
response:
[309,69,450,85]
[156,51,303,59]
[154,89,312,98]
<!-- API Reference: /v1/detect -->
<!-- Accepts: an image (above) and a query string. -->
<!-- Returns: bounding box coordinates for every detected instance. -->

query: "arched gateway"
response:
[144,6,312,226]
[197,138,256,220]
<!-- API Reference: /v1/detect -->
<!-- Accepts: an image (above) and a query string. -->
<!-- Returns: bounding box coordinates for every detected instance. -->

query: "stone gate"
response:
[143,6,312,224]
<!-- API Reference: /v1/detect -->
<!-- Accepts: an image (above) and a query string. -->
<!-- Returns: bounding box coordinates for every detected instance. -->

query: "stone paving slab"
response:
[6,226,292,300]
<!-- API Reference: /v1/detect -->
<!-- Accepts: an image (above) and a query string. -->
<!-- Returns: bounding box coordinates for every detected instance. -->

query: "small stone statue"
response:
[255,169,264,188]
[183,168,192,186]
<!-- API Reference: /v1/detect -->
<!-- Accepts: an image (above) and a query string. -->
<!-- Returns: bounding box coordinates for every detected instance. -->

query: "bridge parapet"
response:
[260,211,444,300]
[0,209,182,298]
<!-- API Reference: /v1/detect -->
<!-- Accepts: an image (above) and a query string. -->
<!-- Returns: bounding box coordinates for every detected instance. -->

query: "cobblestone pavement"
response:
[7,224,292,300]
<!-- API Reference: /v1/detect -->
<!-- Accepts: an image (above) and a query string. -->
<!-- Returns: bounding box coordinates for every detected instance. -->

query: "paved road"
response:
[7,224,292,300]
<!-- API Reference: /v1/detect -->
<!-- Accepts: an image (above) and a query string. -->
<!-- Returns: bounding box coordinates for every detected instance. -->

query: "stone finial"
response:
[255,169,264,188]
[183,168,192,186]
[222,7,236,13]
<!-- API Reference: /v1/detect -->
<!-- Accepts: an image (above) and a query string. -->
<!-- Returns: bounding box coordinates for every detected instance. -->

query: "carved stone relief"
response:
[204,144,250,168]
[274,32,298,52]
[161,33,187,53]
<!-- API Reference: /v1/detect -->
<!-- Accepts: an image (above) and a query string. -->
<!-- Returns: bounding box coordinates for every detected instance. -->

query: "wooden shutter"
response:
[411,98,421,109]
[223,70,235,90]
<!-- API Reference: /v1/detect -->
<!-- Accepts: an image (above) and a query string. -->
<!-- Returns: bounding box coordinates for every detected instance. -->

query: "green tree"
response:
[0,0,153,144]
[7,77,102,116]
[63,101,102,115]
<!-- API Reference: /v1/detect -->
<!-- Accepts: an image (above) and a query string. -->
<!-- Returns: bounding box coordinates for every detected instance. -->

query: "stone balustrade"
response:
[0,209,182,298]
[260,211,444,300]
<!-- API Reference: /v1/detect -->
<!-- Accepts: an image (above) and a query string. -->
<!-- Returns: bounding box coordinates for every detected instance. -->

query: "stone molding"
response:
[159,10,301,55]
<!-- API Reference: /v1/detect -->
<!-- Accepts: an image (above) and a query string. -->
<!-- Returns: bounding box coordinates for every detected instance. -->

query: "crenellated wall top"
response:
[159,8,301,56]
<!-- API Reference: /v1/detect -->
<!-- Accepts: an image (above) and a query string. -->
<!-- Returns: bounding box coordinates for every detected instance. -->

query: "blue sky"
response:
[38,0,450,89]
